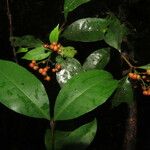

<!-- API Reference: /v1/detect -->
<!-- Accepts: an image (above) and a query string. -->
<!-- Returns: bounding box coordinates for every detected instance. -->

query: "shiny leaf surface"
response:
[83,48,110,70]
[62,18,109,42]
[0,60,50,120]
[104,16,128,50]
[56,58,82,87]
[54,69,118,120]
[112,77,134,108]
[64,0,91,19]
[45,119,97,150]
[22,46,51,60]
[59,46,77,58]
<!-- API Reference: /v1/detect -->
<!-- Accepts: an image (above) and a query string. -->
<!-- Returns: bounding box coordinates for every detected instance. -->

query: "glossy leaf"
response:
[45,119,97,150]
[54,69,118,120]
[56,58,82,87]
[64,0,91,19]
[17,47,28,53]
[139,64,150,70]
[22,46,51,60]
[104,16,128,50]
[112,77,134,108]
[62,18,109,42]
[59,46,77,58]
[49,25,60,43]
[0,60,50,119]
[10,35,43,48]
[83,48,110,70]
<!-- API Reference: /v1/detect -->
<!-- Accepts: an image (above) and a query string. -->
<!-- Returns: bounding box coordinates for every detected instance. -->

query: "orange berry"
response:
[49,44,54,50]
[55,64,61,70]
[32,60,36,64]
[29,63,34,68]
[43,67,48,72]
[132,74,138,80]
[43,44,49,49]
[44,76,51,81]
[143,90,148,96]
[33,66,39,70]
[39,68,43,73]
[128,73,134,78]
[147,89,150,96]
[53,45,58,51]
[147,69,150,75]
[41,71,47,76]
[52,68,56,72]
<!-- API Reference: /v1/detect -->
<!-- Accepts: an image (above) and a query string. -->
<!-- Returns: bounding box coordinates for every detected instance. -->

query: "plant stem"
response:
[6,0,18,63]
[123,101,137,150]
[50,119,55,150]
[121,53,134,69]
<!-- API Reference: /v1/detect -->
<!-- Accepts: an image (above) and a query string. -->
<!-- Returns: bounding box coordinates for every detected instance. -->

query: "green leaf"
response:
[45,119,97,150]
[22,46,51,60]
[49,25,60,43]
[83,48,110,70]
[0,60,50,120]
[56,58,82,87]
[138,64,150,70]
[54,69,118,120]
[62,18,109,42]
[64,0,91,20]
[104,16,128,50]
[10,35,43,48]
[59,46,77,58]
[112,77,134,108]
[16,47,28,53]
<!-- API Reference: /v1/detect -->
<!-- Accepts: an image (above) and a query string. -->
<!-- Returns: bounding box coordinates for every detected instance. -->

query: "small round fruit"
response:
[33,66,39,70]
[39,68,43,73]
[29,63,34,68]
[55,64,61,70]
[143,90,148,96]
[31,60,36,64]
[147,69,150,75]
[128,73,134,78]
[49,44,54,50]
[53,45,58,51]
[41,71,47,76]
[45,76,51,81]
[52,68,56,72]
[43,44,49,48]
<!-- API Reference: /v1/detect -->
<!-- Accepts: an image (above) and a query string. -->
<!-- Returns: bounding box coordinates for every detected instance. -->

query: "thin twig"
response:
[6,0,18,63]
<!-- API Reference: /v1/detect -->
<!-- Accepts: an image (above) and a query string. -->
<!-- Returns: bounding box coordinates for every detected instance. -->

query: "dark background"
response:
[0,0,150,149]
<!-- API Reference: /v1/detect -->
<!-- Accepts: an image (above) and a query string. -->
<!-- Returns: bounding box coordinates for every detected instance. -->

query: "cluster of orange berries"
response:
[128,70,150,96]
[29,60,61,81]
[142,87,150,96]
[43,42,61,53]
[128,72,141,80]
